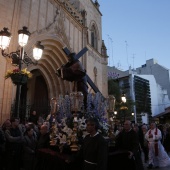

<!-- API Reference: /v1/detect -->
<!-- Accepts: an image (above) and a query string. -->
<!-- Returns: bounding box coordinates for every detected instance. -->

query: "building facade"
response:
[108,66,152,124]
[136,58,170,123]
[0,0,108,124]
[136,59,170,103]
[108,58,170,124]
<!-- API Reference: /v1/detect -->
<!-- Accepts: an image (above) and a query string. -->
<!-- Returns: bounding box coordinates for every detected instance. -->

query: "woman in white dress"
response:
[145,122,170,168]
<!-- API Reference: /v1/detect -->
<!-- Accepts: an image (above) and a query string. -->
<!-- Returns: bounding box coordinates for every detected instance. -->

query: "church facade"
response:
[0,0,108,123]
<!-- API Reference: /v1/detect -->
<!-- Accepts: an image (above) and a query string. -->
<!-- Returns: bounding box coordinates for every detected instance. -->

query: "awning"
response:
[153,107,170,118]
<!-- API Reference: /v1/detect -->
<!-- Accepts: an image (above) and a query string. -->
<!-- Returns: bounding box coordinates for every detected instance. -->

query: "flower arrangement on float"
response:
[48,92,110,153]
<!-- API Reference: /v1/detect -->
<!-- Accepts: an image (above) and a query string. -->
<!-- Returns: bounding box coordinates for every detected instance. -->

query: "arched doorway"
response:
[32,75,49,117]
[28,69,50,119]
[14,69,50,121]
[17,38,73,120]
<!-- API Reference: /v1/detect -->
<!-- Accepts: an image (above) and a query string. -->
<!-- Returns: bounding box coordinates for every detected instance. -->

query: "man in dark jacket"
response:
[36,124,50,149]
[5,117,24,170]
[29,110,38,125]
[66,117,108,170]
[115,120,144,170]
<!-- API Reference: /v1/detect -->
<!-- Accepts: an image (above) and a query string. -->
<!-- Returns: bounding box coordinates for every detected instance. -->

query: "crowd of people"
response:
[0,110,170,170]
[112,120,170,169]
[0,111,50,170]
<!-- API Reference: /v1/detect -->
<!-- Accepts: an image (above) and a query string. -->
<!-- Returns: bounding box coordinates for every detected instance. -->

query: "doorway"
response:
[31,75,49,118]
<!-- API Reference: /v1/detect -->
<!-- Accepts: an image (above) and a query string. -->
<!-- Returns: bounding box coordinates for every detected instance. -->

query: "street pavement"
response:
[143,162,170,170]
[143,153,170,170]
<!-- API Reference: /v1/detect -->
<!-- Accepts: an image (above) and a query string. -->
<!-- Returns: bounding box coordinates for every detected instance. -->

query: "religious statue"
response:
[56,52,88,108]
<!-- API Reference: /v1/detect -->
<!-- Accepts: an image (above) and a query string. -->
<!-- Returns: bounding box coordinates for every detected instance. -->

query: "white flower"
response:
[62,125,73,136]
[82,131,89,138]
[78,116,86,124]
[78,116,86,130]
[61,117,67,126]
[59,134,67,144]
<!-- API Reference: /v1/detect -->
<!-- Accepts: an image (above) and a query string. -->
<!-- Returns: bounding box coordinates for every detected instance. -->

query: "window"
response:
[91,24,97,50]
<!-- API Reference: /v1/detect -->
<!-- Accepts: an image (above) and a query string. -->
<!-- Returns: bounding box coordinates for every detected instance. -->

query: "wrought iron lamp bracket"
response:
[1,49,37,66]
[22,52,38,66]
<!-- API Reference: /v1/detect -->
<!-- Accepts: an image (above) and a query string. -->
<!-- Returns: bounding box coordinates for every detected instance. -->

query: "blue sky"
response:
[98,0,170,71]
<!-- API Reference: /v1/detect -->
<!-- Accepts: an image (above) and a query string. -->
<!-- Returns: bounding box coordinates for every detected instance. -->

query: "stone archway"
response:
[23,37,74,119]
[18,69,49,120]
[26,37,73,97]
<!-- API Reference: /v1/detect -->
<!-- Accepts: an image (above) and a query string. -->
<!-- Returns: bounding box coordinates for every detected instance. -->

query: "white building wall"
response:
[138,75,170,116]
[128,74,136,122]
[136,59,170,102]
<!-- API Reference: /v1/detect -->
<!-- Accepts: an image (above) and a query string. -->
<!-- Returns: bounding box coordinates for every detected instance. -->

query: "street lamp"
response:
[121,93,126,103]
[114,110,117,115]
[0,26,44,118]
[120,93,128,122]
